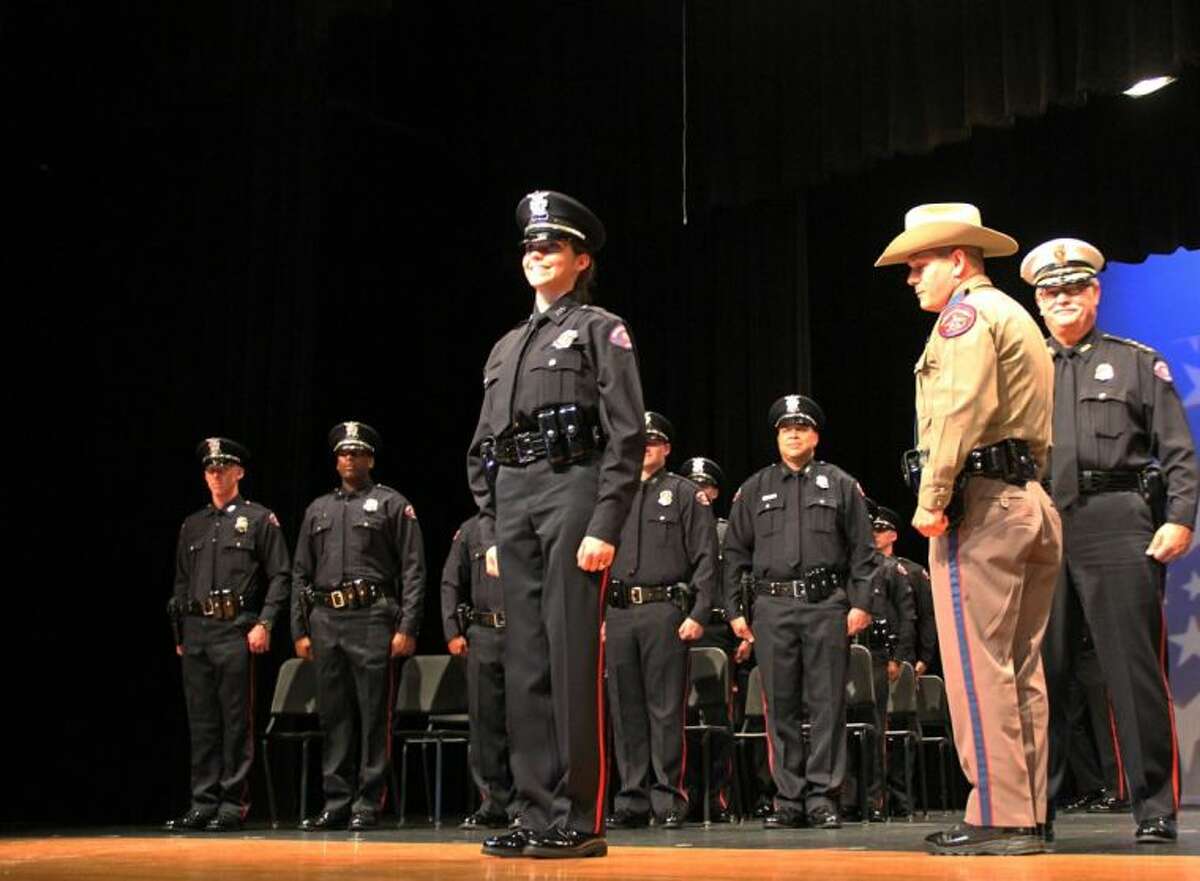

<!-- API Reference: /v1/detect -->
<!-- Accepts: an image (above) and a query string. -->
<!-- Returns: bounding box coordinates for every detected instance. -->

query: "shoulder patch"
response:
[732,488,742,505]
[855,481,865,497]
[896,561,908,576]
[452,528,461,542]
[1153,360,1173,383]
[268,512,281,528]
[937,303,977,339]
[404,504,417,520]
[695,489,711,506]
[608,323,633,350]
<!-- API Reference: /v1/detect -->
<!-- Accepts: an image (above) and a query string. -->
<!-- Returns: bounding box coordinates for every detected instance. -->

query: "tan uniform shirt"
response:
[914,274,1053,511]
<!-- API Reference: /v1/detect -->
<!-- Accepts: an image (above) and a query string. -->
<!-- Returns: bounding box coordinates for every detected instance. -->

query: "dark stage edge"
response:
[6,809,1197,856]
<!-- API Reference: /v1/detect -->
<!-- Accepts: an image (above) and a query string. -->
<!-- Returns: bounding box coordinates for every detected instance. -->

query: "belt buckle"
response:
[493,611,506,628]
[202,597,216,616]
[515,435,537,465]
[629,586,644,605]
[330,590,346,609]
[792,582,805,601]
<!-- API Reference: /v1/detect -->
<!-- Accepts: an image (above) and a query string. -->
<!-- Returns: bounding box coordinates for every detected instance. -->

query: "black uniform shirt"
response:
[610,469,719,624]
[1050,328,1199,525]
[869,554,917,663]
[899,556,938,669]
[174,495,292,625]
[291,481,426,638]
[467,295,646,546]
[440,514,504,641]
[723,460,878,612]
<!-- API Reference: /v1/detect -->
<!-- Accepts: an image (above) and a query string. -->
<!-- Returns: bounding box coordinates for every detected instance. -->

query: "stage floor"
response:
[2,811,1197,881]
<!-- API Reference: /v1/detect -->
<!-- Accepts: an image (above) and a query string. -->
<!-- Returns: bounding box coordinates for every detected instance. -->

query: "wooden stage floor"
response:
[2,812,1197,881]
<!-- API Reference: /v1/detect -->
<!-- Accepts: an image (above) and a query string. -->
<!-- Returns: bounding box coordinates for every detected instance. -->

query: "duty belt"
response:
[1079,469,1141,494]
[493,431,549,466]
[185,590,246,620]
[310,580,386,610]
[960,438,1039,484]
[466,609,506,629]
[607,580,691,609]
[753,567,842,604]
[492,404,604,468]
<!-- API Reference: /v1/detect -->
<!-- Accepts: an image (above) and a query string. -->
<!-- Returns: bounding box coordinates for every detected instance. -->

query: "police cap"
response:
[196,437,249,467]
[328,421,381,454]
[643,411,674,444]
[516,190,606,252]
[768,394,825,432]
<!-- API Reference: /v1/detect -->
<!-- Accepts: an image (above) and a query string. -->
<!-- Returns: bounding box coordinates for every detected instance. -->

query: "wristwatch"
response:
[256,618,273,632]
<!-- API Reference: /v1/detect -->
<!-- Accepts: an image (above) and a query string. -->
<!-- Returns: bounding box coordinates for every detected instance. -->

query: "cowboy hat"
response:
[874,203,1018,267]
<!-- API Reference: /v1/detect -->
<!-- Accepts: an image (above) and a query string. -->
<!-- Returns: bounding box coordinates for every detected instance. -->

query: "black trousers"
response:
[1043,491,1179,823]
[180,616,255,820]
[496,458,606,835]
[843,646,889,812]
[606,601,690,818]
[1063,638,1123,800]
[466,623,515,817]
[752,593,849,814]
[309,603,395,817]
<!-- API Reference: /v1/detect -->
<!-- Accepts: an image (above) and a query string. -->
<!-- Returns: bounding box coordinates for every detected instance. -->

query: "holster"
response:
[166,597,183,645]
[1139,467,1167,528]
[738,571,754,623]
[479,438,499,496]
[300,588,314,634]
[455,602,472,636]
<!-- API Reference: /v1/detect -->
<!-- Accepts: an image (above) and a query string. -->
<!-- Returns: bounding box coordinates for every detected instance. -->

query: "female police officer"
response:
[467,191,645,858]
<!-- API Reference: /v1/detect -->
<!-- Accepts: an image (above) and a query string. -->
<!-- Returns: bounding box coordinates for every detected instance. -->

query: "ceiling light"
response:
[1123,76,1176,97]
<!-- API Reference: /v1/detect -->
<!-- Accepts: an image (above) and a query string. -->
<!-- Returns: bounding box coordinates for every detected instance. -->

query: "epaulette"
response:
[1101,333,1157,355]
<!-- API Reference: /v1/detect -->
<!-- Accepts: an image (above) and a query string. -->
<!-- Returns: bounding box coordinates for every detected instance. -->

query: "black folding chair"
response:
[260,658,322,828]
[885,661,924,818]
[685,646,740,823]
[916,674,956,810]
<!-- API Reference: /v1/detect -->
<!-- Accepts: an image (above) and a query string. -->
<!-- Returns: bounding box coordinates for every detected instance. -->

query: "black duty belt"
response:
[492,404,604,467]
[493,431,549,466]
[1079,469,1141,494]
[185,590,246,620]
[310,580,386,610]
[960,438,1040,484]
[753,567,842,604]
[707,607,729,623]
[467,609,506,629]
[607,580,691,609]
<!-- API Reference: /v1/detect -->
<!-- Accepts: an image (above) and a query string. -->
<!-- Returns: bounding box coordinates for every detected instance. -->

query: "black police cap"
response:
[872,505,901,532]
[768,394,825,432]
[683,456,725,492]
[516,190,606,252]
[643,411,674,444]
[328,421,381,454]
[196,437,249,466]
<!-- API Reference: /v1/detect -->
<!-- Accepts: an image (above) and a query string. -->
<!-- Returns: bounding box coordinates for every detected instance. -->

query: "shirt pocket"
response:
[310,514,333,553]
[1079,388,1128,438]
[353,515,388,549]
[805,495,840,533]
[222,535,257,579]
[646,505,681,547]
[528,346,584,405]
[755,494,787,538]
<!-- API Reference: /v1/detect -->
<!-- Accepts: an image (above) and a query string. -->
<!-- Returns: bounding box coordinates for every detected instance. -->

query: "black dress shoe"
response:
[298,809,350,831]
[1087,794,1132,814]
[751,800,773,819]
[348,813,378,832]
[164,809,214,831]
[460,811,509,830]
[807,807,842,829]
[763,810,807,829]
[866,807,887,823]
[525,827,608,859]
[707,809,735,824]
[482,827,539,858]
[660,812,685,829]
[205,814,243,832]
[1060,788,1106,812]
[926,823,1044,856]
[606,810,650,829]
[1135,816,1177,843]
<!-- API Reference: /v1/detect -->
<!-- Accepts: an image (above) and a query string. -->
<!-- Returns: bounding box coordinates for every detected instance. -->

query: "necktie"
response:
[1051,349,1080,510]
[504,313,547,426]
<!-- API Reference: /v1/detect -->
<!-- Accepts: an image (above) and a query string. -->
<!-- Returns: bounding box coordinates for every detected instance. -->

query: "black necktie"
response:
[1051,349,1080,510]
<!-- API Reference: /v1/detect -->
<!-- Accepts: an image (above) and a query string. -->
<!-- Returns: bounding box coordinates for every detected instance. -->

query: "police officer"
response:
[291,422,426,831]
[605,413,717,829]
[467,191,645,859]
[166,438,291,831]
[724,394,877,830]
[441,513,516,829]
[876,203,1062,855]
[1022,237,1197,843]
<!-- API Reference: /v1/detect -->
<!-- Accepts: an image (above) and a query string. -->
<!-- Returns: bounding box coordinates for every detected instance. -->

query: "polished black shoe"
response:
[660,812,685,829]
[807,806,842,830]
[348,812,379,832]
[298,809,350,831]
[1087,793,1132,814]
[481,827,539,858]
[606,810,650,829]
[204,814,243,832]
[1135,816,1178,843]
[926,823,1044,856]
[163,808,214,832]
[460,811,509,830]
[707,808,735,824]
[525,827,607,858]
[1060,788,1106,812]
[866,807,887,823]
[751,800,773,819]
[763,810,808,829]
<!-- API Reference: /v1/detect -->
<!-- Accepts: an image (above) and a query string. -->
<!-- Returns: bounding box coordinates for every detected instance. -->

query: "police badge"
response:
[235,516,249,534]
[658,490,673,506]
[815,474,830,490]
[364,498,379,513]
[1094,362,1114,382]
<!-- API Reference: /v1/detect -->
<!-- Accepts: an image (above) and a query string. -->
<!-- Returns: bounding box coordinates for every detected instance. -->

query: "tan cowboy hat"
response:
[874,203,1019,267]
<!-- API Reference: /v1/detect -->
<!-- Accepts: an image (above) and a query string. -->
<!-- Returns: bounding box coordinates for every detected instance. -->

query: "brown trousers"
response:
[928,477,1062,828]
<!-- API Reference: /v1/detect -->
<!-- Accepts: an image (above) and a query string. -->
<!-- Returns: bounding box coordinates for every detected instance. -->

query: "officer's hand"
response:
[294,636,314,660]
[730,616,754,643]
[391,632,417,658]
[846,607,873,636]
[914,660,928,676]
[734,639,754,664]
[175,644,183,657]
[678,618,704,642]
[576,536,615,572]
[247,624,270,654]
[485,545,500,578]
[1146,523,1194,564]
[448,636,468,657]
[887,660,902,683]
[913,505,948,538]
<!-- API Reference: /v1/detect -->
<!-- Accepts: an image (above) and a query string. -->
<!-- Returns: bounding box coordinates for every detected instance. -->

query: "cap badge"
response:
[815,474,830,490]
[235,516,249,534]
[691,458,704,475]
[529,190,550,220]
[1053,243,1067,265]
[345,421,360,440]
[1094,362,1114,382]
[785,394,801,413]
[364,498,379,513]
[207,438,222,457]
[658,490,673,506]
[644,412,654,428]
[551,329,578,349]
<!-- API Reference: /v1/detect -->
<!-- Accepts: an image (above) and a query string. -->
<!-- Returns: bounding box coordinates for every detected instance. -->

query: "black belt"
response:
[961,438,1040,484]
[310,580,386,610]
[493,431,549,466]
[185,591,247,620]
[467,609,506,629]
[707,607,729,623]
[492,404,604,467]
[1079,469,1141,494]
[607,581,690,608]
[753,569,842,604]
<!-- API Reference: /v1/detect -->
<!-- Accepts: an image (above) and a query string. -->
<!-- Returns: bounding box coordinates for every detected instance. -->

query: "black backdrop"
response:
[4,3,1198,825]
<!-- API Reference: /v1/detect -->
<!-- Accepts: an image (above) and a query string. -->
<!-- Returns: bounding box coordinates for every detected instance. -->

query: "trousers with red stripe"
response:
[496,459,607,835]
[928,477,1061,828]
[1043,490,1180,823]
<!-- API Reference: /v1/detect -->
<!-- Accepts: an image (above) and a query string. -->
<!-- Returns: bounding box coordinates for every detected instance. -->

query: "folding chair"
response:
[685,646,740,823]
[260,658,322,828]
[843,643,877,816]
[916,674,956,810]
[884,661,924,818]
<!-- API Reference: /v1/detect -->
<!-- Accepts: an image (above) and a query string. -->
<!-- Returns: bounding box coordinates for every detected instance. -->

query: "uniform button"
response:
[659,515,666,521]
[1098,392,1107,400]
[1000,498,1010,510]
[548,358,557,367]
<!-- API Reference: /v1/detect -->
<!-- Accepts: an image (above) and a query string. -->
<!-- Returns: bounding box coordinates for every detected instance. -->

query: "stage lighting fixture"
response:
[1123,75,1176,97]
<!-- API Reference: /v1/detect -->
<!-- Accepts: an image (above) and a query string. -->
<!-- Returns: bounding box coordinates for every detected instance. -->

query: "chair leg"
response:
[915,737,928,818]
[261,737,278,830]
[702,730,711,826]
[937,743,949,810]
[434,740,444,829]
[902,736,914,822]
[390,740,403,824]
[399,741,410,827]
[300,738,311,821]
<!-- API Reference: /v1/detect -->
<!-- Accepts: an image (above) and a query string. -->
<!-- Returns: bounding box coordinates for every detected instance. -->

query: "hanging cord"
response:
[681,0,688,226]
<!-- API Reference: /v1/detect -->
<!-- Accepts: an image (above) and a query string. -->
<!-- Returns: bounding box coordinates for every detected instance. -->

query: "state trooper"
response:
[605,413,718,830]
[166,438,291,832]
[724,394,877,830]
[440,513,517,829]
[1023,237,1197,844]
[291,422,426,832]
